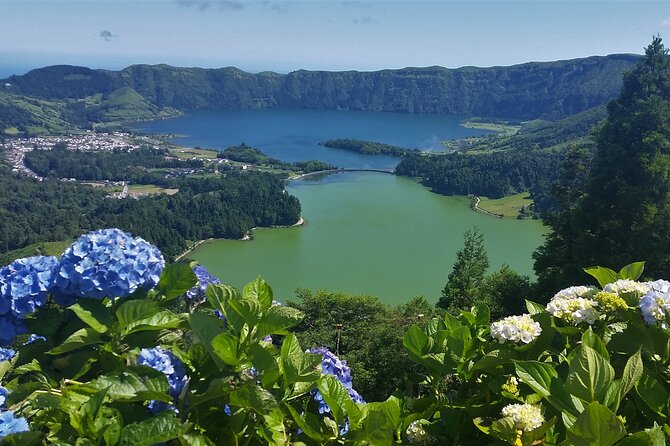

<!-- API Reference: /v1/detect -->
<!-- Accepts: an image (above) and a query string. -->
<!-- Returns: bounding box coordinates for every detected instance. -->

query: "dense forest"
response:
[396,150,564,199]
[0,164,300,260]
[1,54,637,131]
[218,144,336,173]
[320,139,416,156]
[24,144,202,181]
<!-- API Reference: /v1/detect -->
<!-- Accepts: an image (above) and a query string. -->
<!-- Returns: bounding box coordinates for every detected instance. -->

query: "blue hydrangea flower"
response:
[307,347,365,414]
[54,229,165,302]
[23,334,45,346]
[137,347,187,413]
[0,315,26,347]
[0,410,29,437]
[0,256,58,319]
[0,348,15,363]
[186,265,221,301]
[0,387,8,407]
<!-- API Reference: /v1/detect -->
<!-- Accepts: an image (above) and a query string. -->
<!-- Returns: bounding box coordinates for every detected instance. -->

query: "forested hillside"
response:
[2,54,637,123]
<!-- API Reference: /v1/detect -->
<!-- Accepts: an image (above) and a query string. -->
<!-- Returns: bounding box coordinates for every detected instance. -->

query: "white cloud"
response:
[662,17,670,27]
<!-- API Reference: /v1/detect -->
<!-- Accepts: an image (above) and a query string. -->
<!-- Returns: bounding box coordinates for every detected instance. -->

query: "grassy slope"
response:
[477,193,534,218]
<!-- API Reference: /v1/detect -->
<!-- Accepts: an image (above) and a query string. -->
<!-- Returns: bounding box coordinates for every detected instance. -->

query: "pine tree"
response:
[534,37,670,294]
[438,227,489,312]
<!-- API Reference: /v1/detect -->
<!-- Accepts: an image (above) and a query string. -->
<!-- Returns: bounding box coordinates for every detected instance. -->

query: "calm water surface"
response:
[139,109,490,169]
[190,173,546,305]
[142,109,545,304]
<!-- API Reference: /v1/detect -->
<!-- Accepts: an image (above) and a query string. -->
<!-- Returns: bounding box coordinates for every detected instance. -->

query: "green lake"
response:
[190,172,547,305]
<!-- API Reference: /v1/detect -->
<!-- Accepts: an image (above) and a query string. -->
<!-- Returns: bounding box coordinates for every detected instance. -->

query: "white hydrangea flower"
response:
[604,279,648,295]
[491,314,542,344]
[644,280,670,294]
[501,403,544,432]
[546,286,600,324]
[639,290,670,327]
[406,420,434,445]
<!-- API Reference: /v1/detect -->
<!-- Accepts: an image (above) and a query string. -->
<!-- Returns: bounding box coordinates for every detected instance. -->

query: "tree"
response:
[534,37,670,295]
[482,264,532,320]
[438,227,489,312]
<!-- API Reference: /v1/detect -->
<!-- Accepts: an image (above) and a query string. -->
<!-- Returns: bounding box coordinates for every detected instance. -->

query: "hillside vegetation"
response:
[1,54,637,127]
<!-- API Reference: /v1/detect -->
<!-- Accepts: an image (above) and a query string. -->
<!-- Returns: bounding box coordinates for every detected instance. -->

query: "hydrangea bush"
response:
[0,230,668,445]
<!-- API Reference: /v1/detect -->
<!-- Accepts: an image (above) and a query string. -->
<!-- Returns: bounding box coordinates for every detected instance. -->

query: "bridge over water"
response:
[293,168,395,179]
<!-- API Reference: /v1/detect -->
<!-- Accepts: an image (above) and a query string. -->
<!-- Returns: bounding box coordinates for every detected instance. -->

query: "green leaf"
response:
[472,304,490,326]
[116,300,158,330]
[121,310,183,336]
[47,328,104,355]
[583,266,618,287]
[636,373,668,414]
[249,344,281,387]
[120,411,185,446]
[205,284,239,314]
[158,262,197,301]
[0,432,43,446]
[618,262,645,281]
[69,299,111,333]
[257,306,303,338]
[227,298,261,330]
[179,433,217,446]
[229,383,278,413]
[620,349,643,398]
[616,426,665,446]
[211,333,241,366]
[189,311,227,369]
[566,402,626,446]
[317,375,351,425]
[403,325,430,357]
[514,360,557,398]
[566,346,614,403]
[89,368,171,403]
[525,300,546,315]
[581,328,609,360]
[353,403,395,446]
[243,277,274,311]
[285,403,327,442]
[280,334,321,384]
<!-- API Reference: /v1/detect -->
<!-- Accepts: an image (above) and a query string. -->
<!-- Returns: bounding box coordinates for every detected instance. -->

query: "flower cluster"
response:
[308,347,365,434]
[604,279,649,295]
[593,291,628,313]
[406,419,434,445]
[639,290,670,327]
[54,229,164,303]
[490,314,541,344]
[0,411,29,438]
[546,286,600,324]
[0,256,58,345]
[501,403,544,432]
[186,265,221,302]
[501,376,519,395]
[137,347,187,413]
[645,280,670,293]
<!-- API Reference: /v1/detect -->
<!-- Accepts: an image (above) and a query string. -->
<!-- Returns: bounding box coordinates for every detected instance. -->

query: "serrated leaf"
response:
[317,375,351,425]
[403,325,430,357]
[472,304,490,326]
[566,402,626,446]
[249,343,280,387]
[179,433,217,446]
[211,333,241,366]
[116,300,158,330]
[257,306,303,338]
[47,328,104,355]
[618,262,645,281]
[89,368,171,403]
[285,403,326,442]
[227,298,261,330]
[581,328,609,360]
[120,411,185,446]
[566,346,613,403]
[616,426,665,446]
[158,263,197,301]
[229,383,278,413]
[525,300,546,315]
[243,277,273,311]
[0,432,43,446]
[636,373,668,414]
[69,299,111,333]
[514,360,557,397]
[122,310,183,336]
[281,334,321,384]
[583,266,618,288]
[621,349,643,398]
[189,311,227,370]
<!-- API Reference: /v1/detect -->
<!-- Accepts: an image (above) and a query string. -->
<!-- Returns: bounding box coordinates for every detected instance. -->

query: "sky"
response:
[0,0,668,77]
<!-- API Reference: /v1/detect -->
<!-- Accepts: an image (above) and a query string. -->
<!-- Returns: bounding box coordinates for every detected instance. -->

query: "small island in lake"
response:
[320,138,418,157]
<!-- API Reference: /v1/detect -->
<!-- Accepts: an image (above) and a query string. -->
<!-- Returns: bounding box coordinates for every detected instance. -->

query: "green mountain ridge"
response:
[1,54,638,124]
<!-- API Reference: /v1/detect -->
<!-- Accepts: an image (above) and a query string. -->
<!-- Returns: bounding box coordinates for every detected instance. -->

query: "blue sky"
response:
[0,0,668,77]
